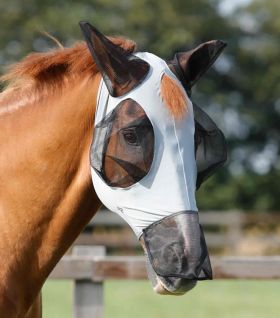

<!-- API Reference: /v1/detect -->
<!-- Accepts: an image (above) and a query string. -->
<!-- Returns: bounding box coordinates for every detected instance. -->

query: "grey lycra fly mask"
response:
[80,22,227,295]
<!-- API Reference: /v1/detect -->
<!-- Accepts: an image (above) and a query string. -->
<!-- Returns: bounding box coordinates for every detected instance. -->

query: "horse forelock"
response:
[160,74,189,119]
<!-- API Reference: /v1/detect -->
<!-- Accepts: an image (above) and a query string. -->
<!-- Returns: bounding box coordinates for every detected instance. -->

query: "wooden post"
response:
[227,211,243,255]
[73,246,106,318]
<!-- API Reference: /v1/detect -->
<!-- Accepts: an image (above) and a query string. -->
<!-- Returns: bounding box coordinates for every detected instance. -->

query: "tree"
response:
[0,0,279,211]
[197,0,280,211]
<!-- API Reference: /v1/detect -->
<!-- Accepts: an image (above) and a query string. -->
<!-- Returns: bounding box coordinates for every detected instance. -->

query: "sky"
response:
[219,0,253,15]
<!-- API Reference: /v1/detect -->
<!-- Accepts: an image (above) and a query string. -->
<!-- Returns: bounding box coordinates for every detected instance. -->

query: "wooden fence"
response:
[49,246,280,318]
[75,209,280,254]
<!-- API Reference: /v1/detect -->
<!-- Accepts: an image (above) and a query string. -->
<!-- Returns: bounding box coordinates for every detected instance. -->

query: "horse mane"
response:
[0,36,186,119]
[0,37,136,90]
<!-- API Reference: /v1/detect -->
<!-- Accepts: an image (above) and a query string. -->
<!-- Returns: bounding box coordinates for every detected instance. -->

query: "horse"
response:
[0,22,226,317]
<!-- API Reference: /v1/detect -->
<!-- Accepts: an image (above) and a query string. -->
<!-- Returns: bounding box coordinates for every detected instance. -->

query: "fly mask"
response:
[80,22,227,294]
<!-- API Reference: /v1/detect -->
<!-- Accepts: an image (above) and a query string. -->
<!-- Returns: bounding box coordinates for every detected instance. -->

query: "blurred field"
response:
[43,279,280,318]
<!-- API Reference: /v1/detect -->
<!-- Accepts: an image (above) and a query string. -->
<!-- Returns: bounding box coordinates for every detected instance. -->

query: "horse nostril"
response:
[157,276,197,295]
[153,282,171,295]
[154,280,195,295]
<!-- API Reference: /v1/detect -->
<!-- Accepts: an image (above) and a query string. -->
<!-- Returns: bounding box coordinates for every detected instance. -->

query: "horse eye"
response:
[123,129,139,145]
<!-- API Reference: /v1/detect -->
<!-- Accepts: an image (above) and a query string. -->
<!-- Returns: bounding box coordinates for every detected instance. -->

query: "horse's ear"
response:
[79,21,150,97]
[168,40,227,95]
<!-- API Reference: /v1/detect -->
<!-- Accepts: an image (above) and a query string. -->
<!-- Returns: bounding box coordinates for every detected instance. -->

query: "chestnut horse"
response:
[0,24,225,317]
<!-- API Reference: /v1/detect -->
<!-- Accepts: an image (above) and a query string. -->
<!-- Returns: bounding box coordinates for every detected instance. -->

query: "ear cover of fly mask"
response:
[79,21,150,97]
[168,40,228,189]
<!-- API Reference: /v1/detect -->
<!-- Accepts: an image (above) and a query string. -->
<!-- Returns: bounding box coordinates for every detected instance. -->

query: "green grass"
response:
[43,280,280,318]
[42,280,72,318]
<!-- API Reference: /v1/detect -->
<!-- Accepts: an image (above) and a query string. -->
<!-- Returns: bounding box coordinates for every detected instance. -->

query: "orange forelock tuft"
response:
[160,74,188,119]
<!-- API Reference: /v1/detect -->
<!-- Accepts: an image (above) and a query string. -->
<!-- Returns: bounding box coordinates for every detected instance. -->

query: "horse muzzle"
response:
[141,211,212,295]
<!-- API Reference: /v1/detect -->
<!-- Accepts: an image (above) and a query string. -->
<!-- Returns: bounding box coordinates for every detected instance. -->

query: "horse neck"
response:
[0,74,101,316]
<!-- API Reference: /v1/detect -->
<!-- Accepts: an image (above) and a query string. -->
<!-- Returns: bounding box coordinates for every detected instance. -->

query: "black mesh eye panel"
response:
[193,103,227,189]
[90,98,154,188]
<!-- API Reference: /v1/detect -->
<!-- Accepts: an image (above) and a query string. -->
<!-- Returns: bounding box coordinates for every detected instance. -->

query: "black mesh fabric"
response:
[193,102,227,189]
[144,249,198,293]
[142,211,212,280]
[80,22,150,97]
[90,98,154,188]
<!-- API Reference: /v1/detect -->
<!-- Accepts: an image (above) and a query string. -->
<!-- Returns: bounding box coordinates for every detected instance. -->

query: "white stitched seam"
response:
[173,118,191,208]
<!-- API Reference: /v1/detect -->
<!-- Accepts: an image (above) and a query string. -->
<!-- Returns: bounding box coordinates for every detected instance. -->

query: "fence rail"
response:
[50,255,280,281]
[75,210,280,254]
[48,246,280,318]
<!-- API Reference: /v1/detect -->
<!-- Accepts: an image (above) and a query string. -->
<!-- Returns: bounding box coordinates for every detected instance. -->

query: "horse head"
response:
[80,22,227,295]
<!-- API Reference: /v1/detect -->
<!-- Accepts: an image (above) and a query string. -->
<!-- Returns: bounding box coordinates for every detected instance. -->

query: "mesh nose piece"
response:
[144,243,197,294]
[145,250,159,289]
[146,255,196,295]
[142,211,212,280]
